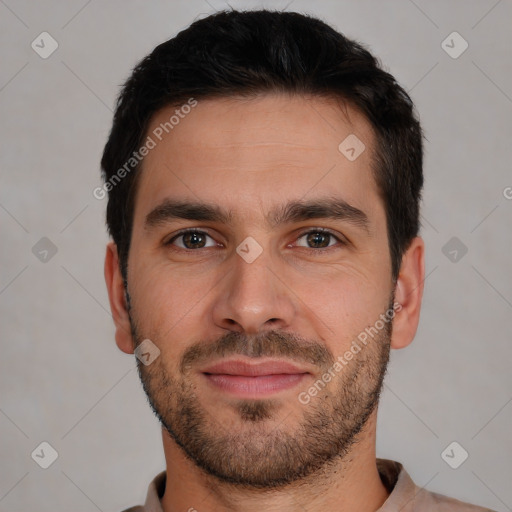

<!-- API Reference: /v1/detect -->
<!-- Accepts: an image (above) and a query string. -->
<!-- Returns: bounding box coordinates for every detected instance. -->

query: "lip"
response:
[201,358,311,399]
[201,359,310,377]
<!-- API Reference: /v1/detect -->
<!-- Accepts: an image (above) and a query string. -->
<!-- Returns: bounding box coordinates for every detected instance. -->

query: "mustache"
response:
[179,330,335,374]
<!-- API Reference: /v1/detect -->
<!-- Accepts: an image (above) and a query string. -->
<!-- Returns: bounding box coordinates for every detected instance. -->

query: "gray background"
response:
[1,0,511,510]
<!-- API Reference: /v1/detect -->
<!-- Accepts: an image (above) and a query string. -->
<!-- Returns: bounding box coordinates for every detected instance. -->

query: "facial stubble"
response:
[128,302,392,489]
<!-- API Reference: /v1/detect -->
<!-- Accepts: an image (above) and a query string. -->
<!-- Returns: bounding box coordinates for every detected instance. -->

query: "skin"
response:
[105,93,425,512]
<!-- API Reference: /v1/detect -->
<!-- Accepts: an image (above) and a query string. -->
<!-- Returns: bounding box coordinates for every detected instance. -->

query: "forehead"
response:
[133,93,381,227]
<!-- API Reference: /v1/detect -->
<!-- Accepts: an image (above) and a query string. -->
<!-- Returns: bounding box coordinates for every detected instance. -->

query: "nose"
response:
[211,240,296,335]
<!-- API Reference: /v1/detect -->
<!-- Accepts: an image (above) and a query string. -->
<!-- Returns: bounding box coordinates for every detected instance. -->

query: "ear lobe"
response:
[104,241,135,354]
[390,237,425,350]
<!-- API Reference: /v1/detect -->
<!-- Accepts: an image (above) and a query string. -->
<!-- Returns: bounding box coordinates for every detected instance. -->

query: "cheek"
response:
[128,255,230,356]
[283,267,390,361]
[310,277,386,330]
[127,263,194,345]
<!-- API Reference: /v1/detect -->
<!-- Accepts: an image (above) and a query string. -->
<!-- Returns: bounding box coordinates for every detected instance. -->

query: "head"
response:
[102,9,425,488]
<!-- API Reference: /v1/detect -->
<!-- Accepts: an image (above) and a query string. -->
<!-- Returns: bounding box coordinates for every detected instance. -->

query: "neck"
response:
[160,410,390,512]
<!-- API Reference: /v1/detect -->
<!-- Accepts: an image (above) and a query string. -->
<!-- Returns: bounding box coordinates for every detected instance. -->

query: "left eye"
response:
[295,229,342,249]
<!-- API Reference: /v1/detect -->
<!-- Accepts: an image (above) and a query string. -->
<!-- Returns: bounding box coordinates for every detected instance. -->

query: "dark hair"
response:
[101,9,424,282]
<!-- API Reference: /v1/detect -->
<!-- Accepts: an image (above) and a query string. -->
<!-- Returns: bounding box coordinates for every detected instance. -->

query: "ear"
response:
[391,236,425,350]
[104,241,135,354]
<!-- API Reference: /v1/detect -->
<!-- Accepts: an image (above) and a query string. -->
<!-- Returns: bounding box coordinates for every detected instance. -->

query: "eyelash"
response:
[164,228,346,252]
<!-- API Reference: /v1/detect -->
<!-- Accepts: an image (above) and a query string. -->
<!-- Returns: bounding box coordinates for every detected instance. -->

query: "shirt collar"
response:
[142,458,412,511]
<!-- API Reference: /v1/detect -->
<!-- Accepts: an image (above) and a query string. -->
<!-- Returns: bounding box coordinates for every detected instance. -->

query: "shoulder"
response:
[118,470,166,512]
[376,458,497,512]
[418,488,497,511]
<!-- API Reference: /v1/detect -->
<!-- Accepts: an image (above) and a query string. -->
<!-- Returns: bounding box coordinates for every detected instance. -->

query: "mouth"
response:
[200,358,311,398]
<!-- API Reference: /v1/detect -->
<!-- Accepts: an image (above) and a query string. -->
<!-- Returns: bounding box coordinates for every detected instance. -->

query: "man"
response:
[101,9,495,512]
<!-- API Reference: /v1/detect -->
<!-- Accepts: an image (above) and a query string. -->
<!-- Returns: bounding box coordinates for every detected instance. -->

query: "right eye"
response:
[165,229,219,250]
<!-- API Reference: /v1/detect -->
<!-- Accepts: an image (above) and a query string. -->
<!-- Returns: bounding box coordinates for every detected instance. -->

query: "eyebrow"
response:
[144,197,370,233]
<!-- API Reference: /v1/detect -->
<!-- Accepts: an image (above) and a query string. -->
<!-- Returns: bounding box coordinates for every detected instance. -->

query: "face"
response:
[124,93,396,488]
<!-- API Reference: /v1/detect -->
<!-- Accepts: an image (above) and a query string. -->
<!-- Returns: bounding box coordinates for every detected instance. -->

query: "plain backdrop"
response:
[1,1,511,511]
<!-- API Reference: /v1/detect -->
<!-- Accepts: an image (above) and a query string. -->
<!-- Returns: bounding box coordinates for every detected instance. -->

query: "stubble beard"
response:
[129,305,392,489]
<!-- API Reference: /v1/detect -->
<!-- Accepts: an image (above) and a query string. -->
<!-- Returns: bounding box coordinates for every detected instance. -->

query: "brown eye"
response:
[295,229,343,249]
[167,230,217,250]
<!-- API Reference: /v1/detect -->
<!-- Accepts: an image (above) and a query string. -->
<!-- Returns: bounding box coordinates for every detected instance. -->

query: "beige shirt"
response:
[122,458,496,512]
